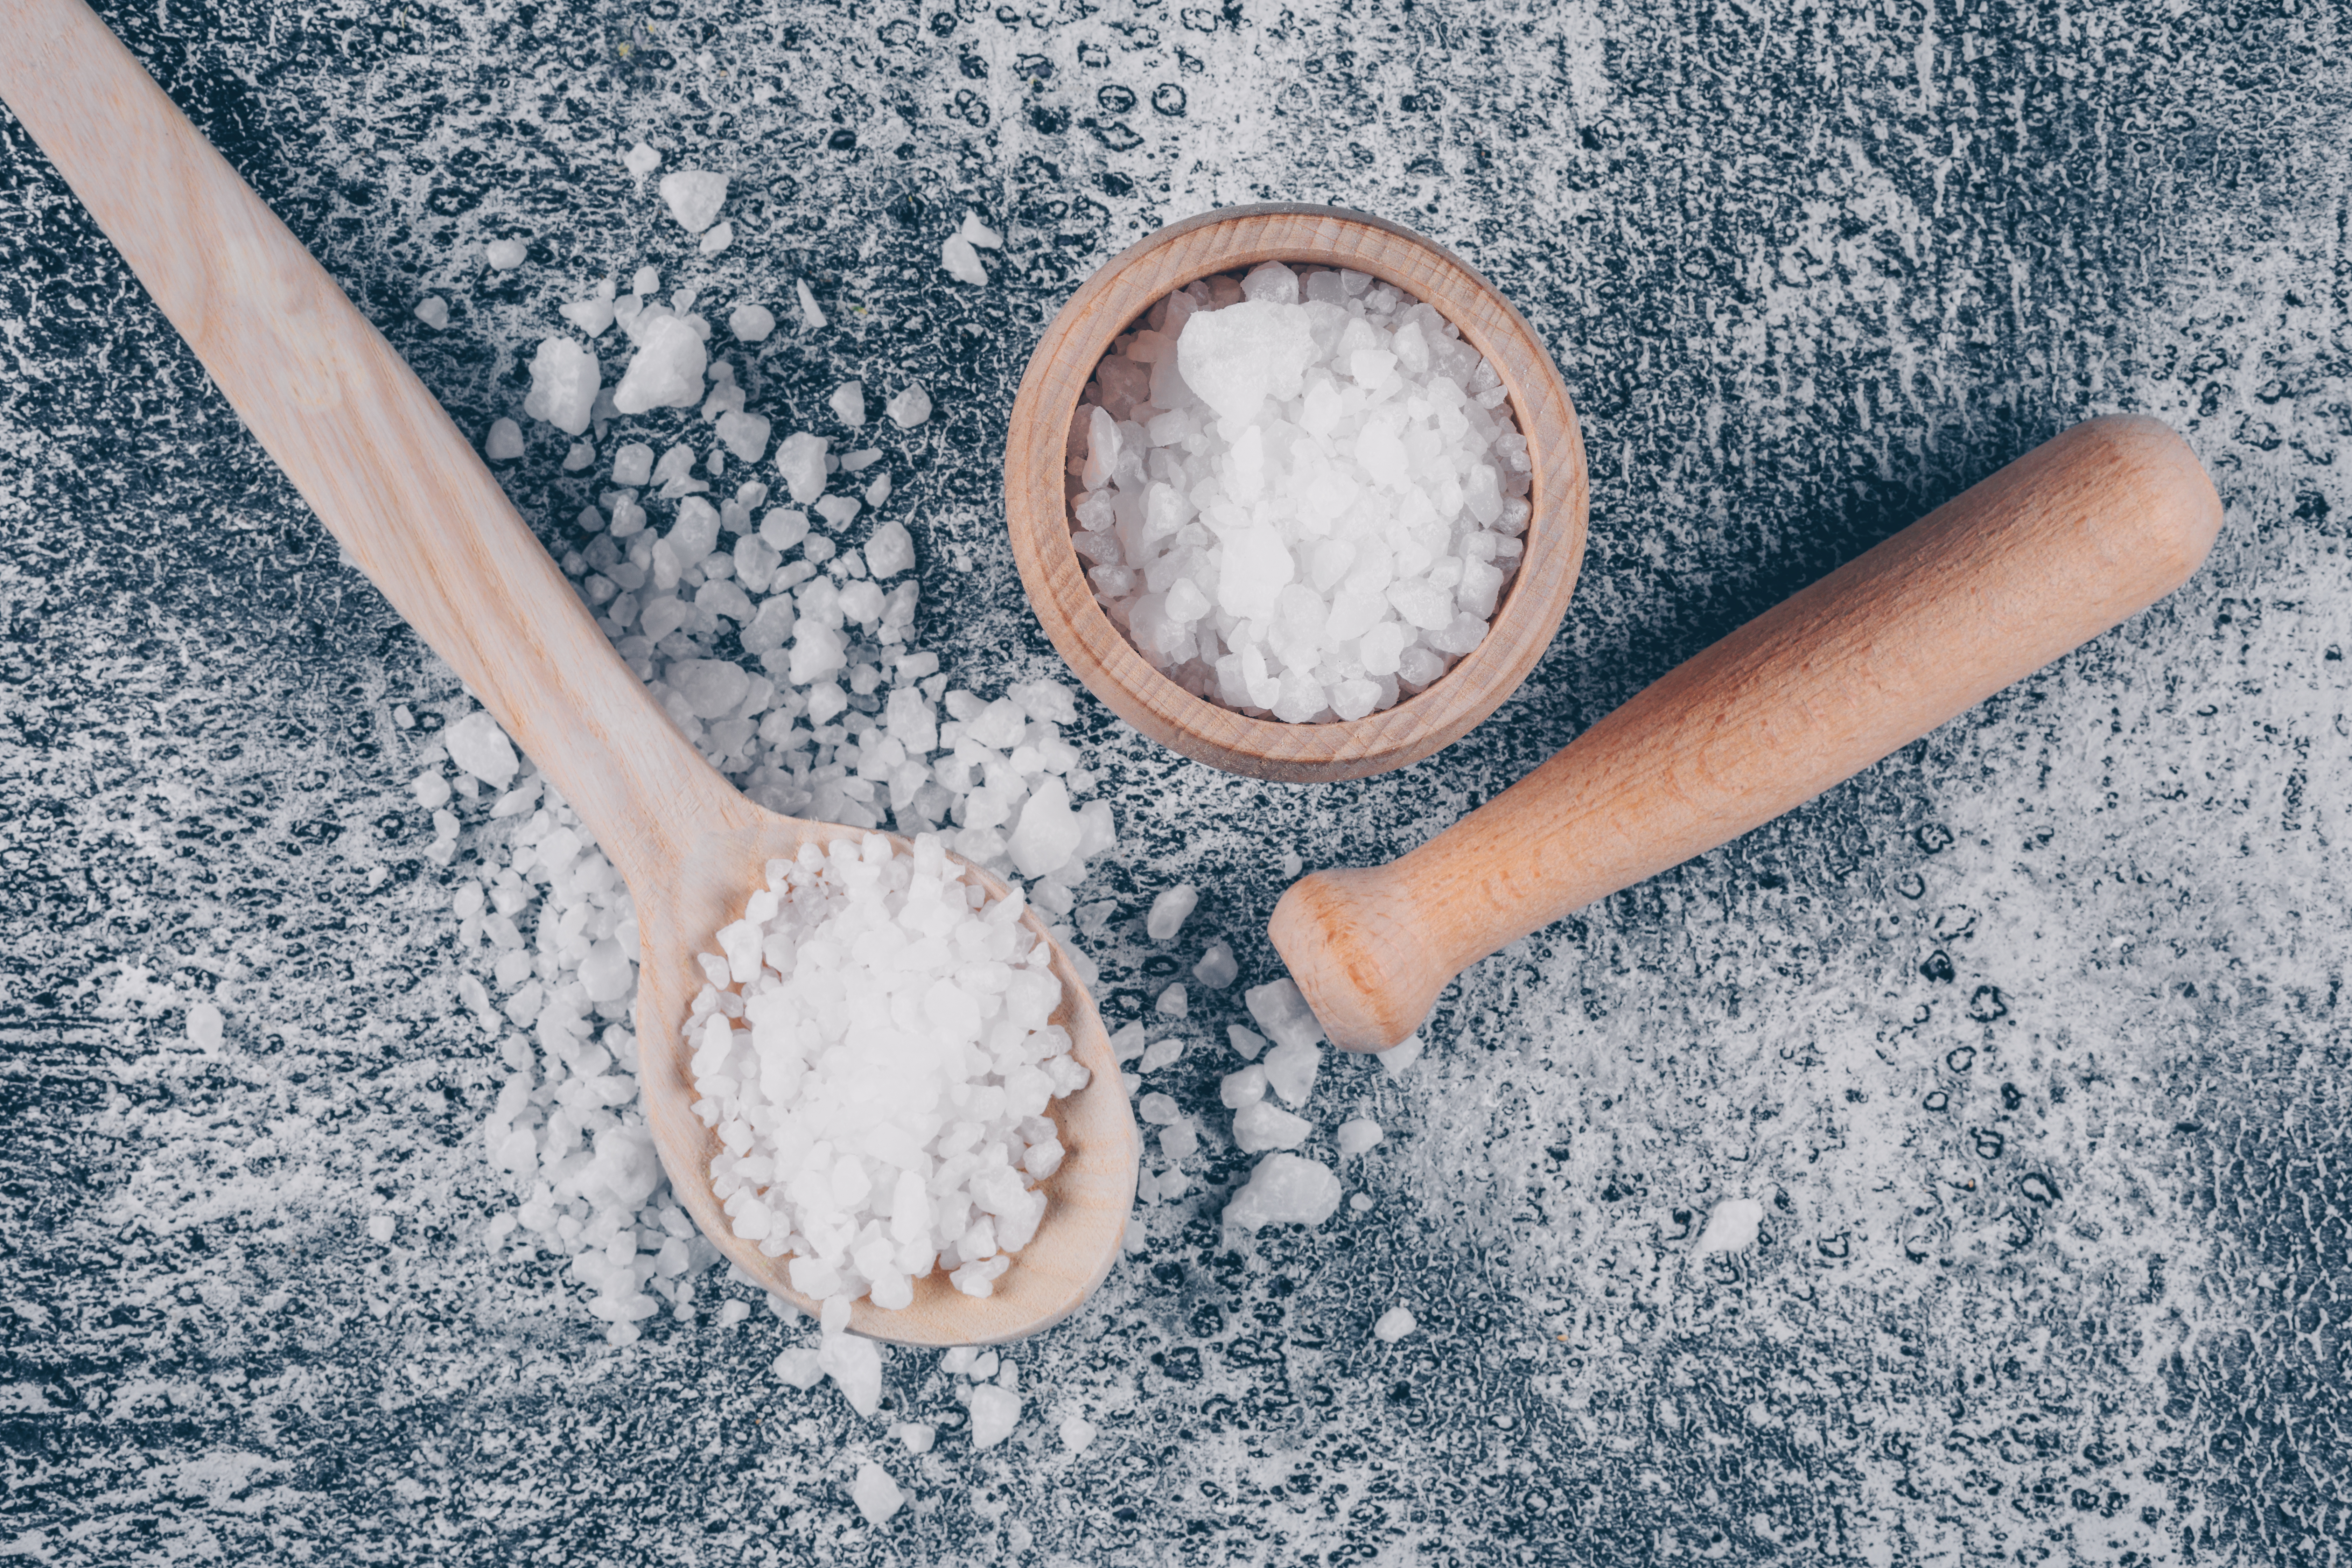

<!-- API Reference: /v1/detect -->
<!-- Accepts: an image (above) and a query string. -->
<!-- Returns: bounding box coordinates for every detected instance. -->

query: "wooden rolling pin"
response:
[1270,415,2223,1049]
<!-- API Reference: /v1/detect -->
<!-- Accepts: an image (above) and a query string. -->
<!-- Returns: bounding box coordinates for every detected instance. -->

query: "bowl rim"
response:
[1003,202,1588,782]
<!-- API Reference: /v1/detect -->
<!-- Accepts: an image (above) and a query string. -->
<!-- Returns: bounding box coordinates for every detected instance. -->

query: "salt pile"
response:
[687,832,1087,1313]
[1068,262,1531,722]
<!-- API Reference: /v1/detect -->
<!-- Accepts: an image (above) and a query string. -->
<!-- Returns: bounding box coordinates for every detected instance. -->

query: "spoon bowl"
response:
[0,0,1139,1347]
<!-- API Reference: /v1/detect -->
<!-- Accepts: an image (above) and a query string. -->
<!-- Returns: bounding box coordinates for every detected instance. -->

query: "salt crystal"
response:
[368,1212,397,1244]
[658,169,729,234]
[413,295,449,329]
[1696,1196,1765,1254]
[1144,883,1197,941]
[958,212,1003,249]
[941,234,988,286]
[612,442,654,487]
[1192,939,1238,989]
[796,279,827,329]
[698,219,734,257]
[1058,1414,1097,1452]
[1377,1033,1425,1076]
[898,1423,936,1454]
[1138,1034,1183,1072]
[830,381,867,427]
[851,1461,905,1526]
[968,1383,1021,1448]
[885,384,932,428]
[1372,1305,1416,1342]
[1224,1153,1342,1231]
[1336,1117,1384,1155]
[1154,983,1189,1020]
[774,1346,825,1388]
[820,1332,883,1417]
[1245,978,1325,1051]
[729,303,776,342]
[1159,1119,1198,1161]
[187,1002,223,1051]
[612,314,708,413]
[522,338,600,436]
[1232,1100,1309,1152]
[1227,1024,1267,1061]
[623,141,662,175]
[1262,1036,1322,1107]
[776,432,828,504]
[484,418,524,460]
[864,519,915,578]
[1219,1064,1266,1108]
[444,710,519,788]
[1138,1092,1182,1126]
[486,238,527,271]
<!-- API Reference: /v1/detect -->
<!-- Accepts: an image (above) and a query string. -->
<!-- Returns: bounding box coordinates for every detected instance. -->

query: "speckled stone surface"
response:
[4,0,2348,1563]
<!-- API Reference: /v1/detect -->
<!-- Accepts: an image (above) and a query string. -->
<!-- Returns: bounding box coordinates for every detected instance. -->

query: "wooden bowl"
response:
[1004,203,1588,782]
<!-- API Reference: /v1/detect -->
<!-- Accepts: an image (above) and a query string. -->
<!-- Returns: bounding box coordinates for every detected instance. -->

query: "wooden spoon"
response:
[0,0,1138,1343]
[1272,414,2224,1049]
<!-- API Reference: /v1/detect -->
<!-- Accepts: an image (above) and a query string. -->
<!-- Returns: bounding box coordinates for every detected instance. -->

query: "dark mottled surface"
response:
[4,0,2348,1562]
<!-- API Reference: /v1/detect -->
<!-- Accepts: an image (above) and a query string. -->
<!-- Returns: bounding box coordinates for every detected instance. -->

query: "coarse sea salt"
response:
[1068,262,1531,723]
[689,832,1085,1323]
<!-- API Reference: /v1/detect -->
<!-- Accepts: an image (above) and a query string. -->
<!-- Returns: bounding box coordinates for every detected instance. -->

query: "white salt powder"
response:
[1069,264,1530,722]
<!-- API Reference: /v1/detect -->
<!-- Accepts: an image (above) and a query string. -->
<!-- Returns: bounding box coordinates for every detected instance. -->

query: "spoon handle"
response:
[0,0,731,882]
[1271,415,2223,1049]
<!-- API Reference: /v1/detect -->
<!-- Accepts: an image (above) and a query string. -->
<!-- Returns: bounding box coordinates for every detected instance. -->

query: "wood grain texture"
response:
[1271,415,2224,1048]
[1004,203,1588,782]
[0,0,1135,1345]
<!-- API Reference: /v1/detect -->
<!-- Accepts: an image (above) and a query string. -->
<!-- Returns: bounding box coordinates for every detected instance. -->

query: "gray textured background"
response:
[3,0,2348,1563]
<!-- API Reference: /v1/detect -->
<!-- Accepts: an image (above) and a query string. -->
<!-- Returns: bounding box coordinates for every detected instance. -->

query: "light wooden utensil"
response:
[1004,204,1589,783]
[0,0,1137,1344]
[1272,414,2224,1049]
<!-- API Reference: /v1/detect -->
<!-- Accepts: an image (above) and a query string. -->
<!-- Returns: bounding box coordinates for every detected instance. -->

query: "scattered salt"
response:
[1231,1100,1309,1152]
[484,418,524,461]
[658,169,729,234]
[1155,983,1189,1020]
[968,1383,1021,1449]
[1059,1413,1097,1452]
[1377,1034,1426,1077]
[186,1002,223,1052]
[443,710,519,789]
[1192,939,1238,989]
[1245,978,1325,1051]
[958,212,1003,249]
[797,279,827,329]
[1219,1064,1267,1108]
[729,303,776,342]
[522,338,601,436]
[1146,883,1197,941]
[612,313,709,413]
[1261,1036,1323,1107]
[622,141,662,175]
[698,219,734,257]
[1337,1117,1384,1155]
[1138,1034,1183,1072]
[1226,1024,1268,1062]
[1372,1305,1416,1342]
[851,1461,905,1526]
[1224,1153,1342,1231]
[885,384,932,428]
[1137,1092,1182,1126]
[413,295,449,329]
[774,1346,825,1389]
[1696,1197,1765,1254]
[829,381,866,427]
[941,234,988,287]
[486,238,527,271]
[896,1422,936,1454]
[368,1212,398,1244]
